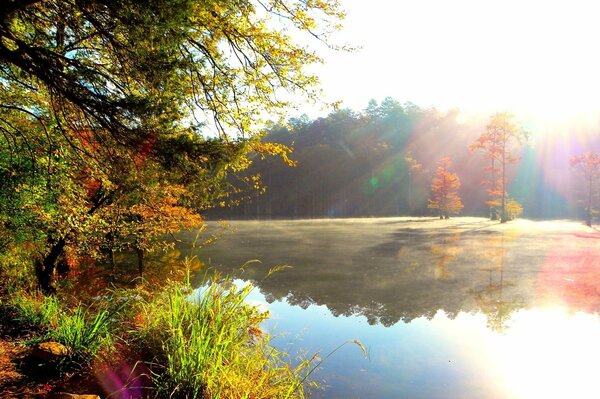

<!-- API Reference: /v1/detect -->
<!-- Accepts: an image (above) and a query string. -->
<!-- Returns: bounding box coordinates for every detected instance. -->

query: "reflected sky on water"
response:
[179,217,600,399]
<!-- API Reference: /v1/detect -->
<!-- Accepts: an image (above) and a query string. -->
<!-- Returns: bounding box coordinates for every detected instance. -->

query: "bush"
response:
[0,242,38,294]
[506,198,523,220]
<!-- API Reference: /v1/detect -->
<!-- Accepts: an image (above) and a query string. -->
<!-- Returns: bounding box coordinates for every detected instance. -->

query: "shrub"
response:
[506,198,523,220]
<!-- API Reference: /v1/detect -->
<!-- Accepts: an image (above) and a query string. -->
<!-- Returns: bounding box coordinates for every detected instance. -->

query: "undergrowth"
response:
[3,270,357,398]
[7,293,113,370]
[10,292,61,331]
[47,304,113,368]
[132,277,315,399]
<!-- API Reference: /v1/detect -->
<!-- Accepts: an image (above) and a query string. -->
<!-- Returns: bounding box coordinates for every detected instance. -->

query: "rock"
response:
[46,394,101,399]
[30,341,69,363]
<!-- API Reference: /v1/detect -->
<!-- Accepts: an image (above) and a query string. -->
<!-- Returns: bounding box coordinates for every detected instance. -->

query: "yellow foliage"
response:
[505,198,523,220]
[251,141,297,167]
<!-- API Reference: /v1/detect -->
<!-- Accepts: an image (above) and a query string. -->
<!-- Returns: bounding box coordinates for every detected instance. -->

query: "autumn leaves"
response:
[428,157,463,219]
[428,112,526,222]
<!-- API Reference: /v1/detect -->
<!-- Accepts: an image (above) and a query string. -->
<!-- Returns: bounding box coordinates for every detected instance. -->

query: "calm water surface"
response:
[178,217,600,399]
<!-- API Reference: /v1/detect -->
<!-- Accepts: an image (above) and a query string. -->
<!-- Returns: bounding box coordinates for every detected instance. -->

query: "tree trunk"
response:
[136,247,144,277]
[490,158,497,220]
[105,231,116,280]
[33,189,112,294]
[500,143,507,223]
[56,257,69,277]
[35,237,65,295]
[587,174,593,227]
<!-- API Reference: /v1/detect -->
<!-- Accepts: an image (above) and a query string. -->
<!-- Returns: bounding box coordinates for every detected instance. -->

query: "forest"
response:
[213,99,598,221]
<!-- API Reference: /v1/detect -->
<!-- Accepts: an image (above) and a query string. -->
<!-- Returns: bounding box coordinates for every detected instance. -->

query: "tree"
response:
[0,0,343,143]
[405,151,423,213]
[470,112,527,223]
[505,198,523,221]
[428,157,463,219]
[570,151,600,227]
[0,0,344,292]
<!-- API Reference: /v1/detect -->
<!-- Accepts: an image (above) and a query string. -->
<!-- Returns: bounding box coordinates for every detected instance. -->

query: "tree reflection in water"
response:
[156,218,600,330]
[90,218,600,331]
[469,231,524,332]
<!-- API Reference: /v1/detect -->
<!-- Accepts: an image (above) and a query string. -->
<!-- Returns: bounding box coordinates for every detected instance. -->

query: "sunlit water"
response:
[177,217,600,399]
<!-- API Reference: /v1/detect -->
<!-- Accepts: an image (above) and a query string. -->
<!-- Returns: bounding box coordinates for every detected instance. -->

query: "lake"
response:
[177,217,600,399]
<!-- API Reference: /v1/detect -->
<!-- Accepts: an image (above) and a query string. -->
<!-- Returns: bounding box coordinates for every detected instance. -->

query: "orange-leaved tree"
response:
[470,112,527,223]
[570,151,600,227]
[428,157,463,219]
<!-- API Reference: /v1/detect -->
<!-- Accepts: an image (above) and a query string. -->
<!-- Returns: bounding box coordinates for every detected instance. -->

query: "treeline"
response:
[211,98,574,220]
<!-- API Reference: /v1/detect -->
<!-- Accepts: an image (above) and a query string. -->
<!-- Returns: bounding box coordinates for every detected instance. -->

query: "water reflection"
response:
[430,232,462,279]
[469,231,524,332]
[240,283,600,399]
[179,218,600,327]
[173,218,600,398]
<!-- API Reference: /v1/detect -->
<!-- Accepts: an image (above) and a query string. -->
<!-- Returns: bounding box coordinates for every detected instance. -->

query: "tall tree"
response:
[428,157,463,219]
[0,0,344,292]
[470,112,527,223]
[570,151,600,227]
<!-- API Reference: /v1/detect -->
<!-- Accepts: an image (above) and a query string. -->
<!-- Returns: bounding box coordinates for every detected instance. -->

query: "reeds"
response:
[133,278,312,399]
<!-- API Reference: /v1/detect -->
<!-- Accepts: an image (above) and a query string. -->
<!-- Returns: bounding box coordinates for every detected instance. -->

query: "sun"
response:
[317,0,600,123]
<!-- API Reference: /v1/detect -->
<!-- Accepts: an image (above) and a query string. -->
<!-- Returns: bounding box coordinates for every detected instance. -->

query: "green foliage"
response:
[0,243,38,293]
[47,304,113,368]
[134,278,311,399]
[1,0,344,142]
[213,100,471,219]
[0,0,343,290]
[7,292,113,369]
[9,292,61,331]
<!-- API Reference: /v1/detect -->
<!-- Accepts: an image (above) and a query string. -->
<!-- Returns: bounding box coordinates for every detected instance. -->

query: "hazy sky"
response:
[312,0,600,123]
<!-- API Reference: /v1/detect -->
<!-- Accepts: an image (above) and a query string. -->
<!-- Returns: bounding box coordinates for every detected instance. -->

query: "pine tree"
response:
[428,157,463,219]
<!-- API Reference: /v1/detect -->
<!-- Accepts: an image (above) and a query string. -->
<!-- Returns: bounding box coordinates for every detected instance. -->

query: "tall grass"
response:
[10,292,61,330]
[4,267,354,396]
[47,304,113,367]
[134,278,313,399]
[8,293,113,369]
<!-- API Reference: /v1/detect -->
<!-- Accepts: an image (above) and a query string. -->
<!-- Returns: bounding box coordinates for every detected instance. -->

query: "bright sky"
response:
[312,0,600,124]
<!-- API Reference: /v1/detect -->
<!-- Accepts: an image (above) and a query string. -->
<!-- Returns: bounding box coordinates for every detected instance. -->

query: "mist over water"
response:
[176,218,600,398]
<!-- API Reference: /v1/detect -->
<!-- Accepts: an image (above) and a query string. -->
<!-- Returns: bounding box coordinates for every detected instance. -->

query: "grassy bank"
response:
[0,276,313,398]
